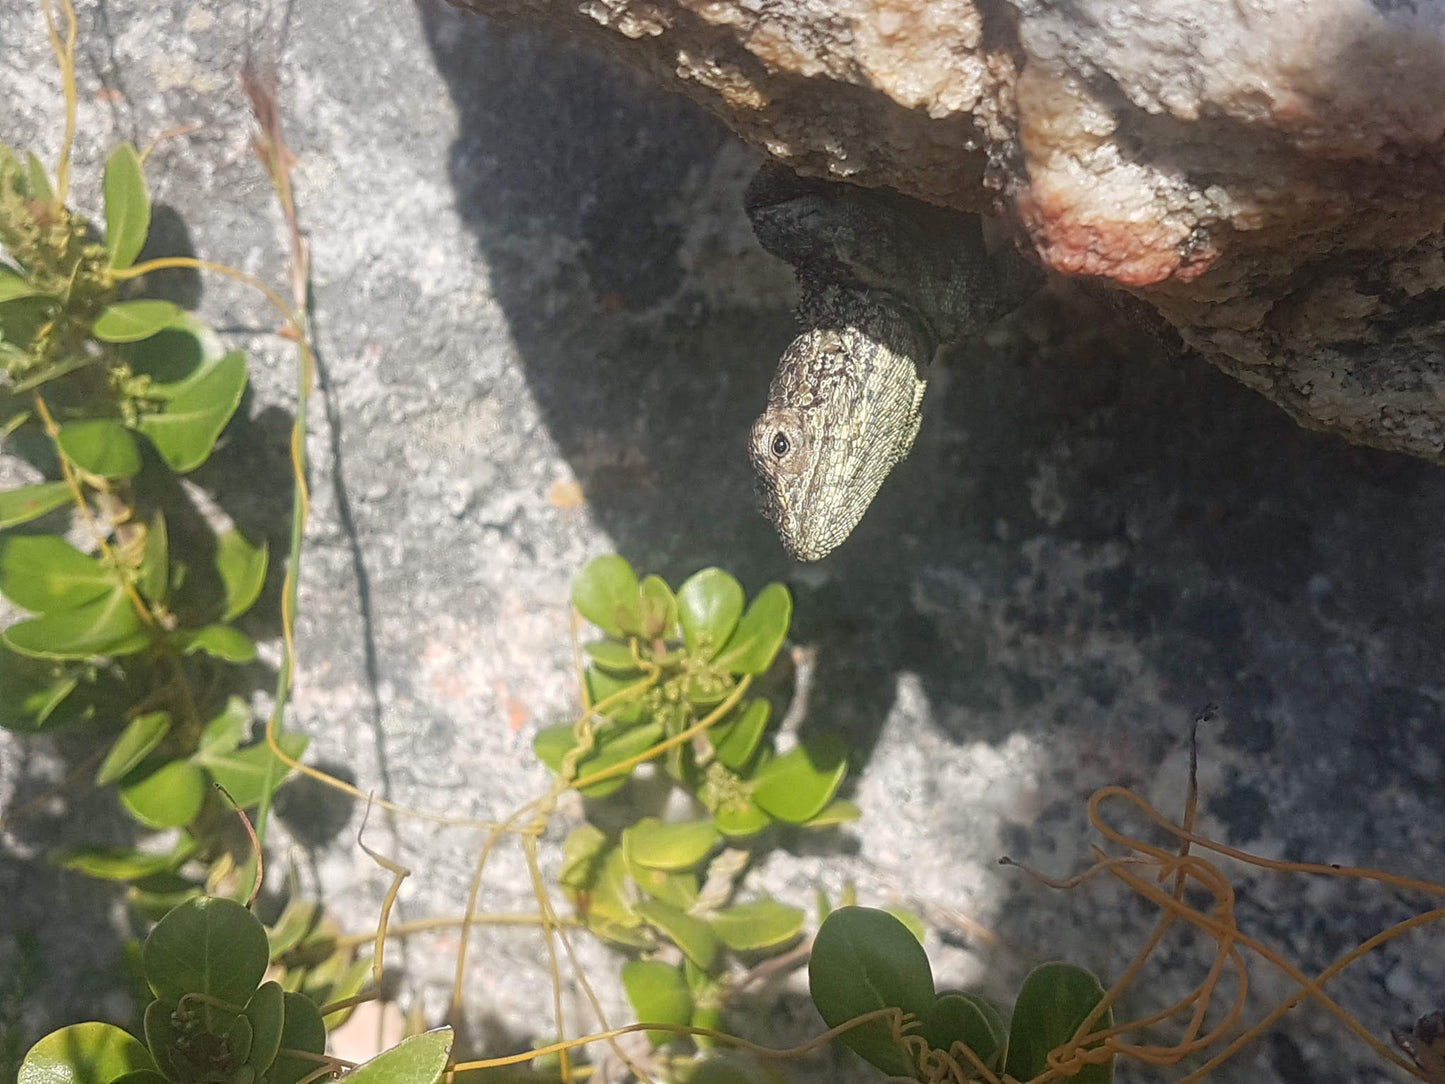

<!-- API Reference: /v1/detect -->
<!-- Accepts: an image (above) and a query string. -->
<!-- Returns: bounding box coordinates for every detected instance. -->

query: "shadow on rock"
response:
[417,5,1445,1079]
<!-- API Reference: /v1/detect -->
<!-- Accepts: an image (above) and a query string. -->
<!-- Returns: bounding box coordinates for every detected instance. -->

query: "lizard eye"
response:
[771,432,791,458]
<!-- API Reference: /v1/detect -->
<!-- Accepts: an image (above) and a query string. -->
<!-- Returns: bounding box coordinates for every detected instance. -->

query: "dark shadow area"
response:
[416,5,1445,1079]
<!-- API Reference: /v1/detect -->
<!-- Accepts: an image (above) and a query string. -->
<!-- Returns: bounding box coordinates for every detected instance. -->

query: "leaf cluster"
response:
[1,146,305,893]
[808,908,1114,1083]
[17,896,455,1084]
[536,558,859,1063]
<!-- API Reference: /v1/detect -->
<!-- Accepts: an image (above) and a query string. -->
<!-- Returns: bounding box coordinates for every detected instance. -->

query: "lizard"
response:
[743,161,1040,561]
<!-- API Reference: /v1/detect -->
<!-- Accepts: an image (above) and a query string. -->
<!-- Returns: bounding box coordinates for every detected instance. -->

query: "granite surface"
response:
[1,1,1442,1081]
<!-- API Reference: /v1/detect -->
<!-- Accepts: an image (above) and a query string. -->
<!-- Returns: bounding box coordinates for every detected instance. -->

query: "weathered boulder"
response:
[447,0,1445,463]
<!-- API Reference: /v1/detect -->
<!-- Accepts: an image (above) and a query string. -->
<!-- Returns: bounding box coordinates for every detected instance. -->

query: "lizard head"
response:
[749,295,929,561]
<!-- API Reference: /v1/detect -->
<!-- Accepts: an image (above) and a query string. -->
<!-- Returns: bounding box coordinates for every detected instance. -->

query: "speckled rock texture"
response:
[447,0,1445,469]
[1,2,1443,1083]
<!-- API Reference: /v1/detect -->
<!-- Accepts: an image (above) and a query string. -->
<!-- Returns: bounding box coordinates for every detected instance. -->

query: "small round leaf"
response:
[103,142,150,270]
[134,351,247,472]
[268,993,327,1084]
[195,733,308,808]
[713,583,791,674]
[808,907,935,1077]
[344,1028,454,1084]
[623,818,720,871]
[636,899,718,969]
[710,900,804,952]
[571,555,640,637]
[677,568,744,661]
[214,530,268,622]
[713,800,771,840]
[750,736,848,824]
[0,481,72,528]
[922,991,1009,1073]
[55,421,142,479]
[18,1022,155,1084]
[583,640,641,673]
[96,711,172,786]
[1004,962,1114,1084]
[621,961,693,1046]
[119,759,206,829]
[637,574,678,638]
[0,535,116,612]
[2,588,149,660]
[710,699,769,771]
[143,897,269,1012]
[92,300,179,343]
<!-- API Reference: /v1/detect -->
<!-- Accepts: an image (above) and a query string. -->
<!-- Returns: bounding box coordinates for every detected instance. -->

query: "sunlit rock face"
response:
[449,0,1445,464]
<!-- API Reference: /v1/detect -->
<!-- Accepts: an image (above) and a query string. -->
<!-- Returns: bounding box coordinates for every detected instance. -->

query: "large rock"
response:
[448,0,1445,463]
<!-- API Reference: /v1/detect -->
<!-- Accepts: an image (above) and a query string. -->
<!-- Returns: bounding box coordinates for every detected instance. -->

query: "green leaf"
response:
[140,1000,184,1083]
[710,900,804,952]
[120,759,206,828]
[196,732,308,808]
[637,574,678,638]
[713,583,791,674]
[623,818,720,871]
[532,720,663,799]
[621,961,693,1047]
[571,555,640,637]
[580,846,639,927]
[922,992,1009,1074]
[0,535,116,611]
[174,624,256,662]
[583,666,650,724]
[558,824,609,890]
[136,513,168,603]
[0,296,59,352]
[710,699,769,771]
[92,300,179,343]
[808,907,935,1077]
[26,151,54,202]
[103,142,150,270]
[319,956,371,1029]
[676,568,744,661]
[0,267,43,303]
[636,900,717,969]
[268,992,327,1084]
[626,858,699,910]
[712,799,771,840]
[884,908,927,946]
[0,651,84,733]
[126,874,201,923]
[96,711,171,785]
[1004,963,1114,1084]
[143,897,270,1019]
[805,799,861,829]
[750,736,847,824]
[135,350,247,472]
[18,1022,156,1084]
[56,420,143,479]
[199,696,249,755]
[109,1073,168,1084]
[223,1014,254,1068]
[3,587,149,659]
[53,840,194,882]
[0,481,72,528]
[214,529,267,621]
[122,316,219,388]
[265,898,323,960]
[343,1029,454,1084]
[583,639,640,672]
